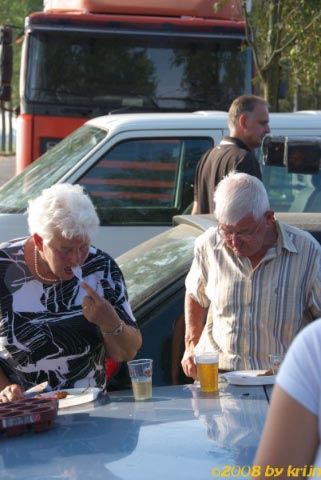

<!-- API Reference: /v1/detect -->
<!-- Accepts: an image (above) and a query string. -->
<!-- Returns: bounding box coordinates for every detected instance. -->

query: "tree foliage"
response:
[0,0,42,152]
[0,0,43,105]
[2,0,321,127]
[241,0,321,111]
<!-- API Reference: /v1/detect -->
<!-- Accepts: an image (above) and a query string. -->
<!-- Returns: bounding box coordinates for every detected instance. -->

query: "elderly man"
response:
[182,172,321,378]
[192,94,270,214]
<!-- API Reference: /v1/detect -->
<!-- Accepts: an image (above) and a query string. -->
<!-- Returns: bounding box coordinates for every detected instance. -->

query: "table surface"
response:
[0,379,273,480]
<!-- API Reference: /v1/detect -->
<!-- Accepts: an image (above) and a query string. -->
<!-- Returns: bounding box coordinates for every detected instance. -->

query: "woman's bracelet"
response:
[101,320,124,336]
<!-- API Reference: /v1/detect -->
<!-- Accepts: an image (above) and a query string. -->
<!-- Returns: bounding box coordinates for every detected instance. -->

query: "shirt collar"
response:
[275,220,298,254]
[220,136,251,152]
[214,228,225,249]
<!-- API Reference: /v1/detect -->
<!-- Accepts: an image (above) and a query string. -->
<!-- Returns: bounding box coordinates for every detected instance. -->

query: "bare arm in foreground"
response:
[253,384,318,479]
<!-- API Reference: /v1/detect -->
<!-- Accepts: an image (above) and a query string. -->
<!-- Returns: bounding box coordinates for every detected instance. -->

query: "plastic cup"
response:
[269,353,285,374]
[195,353,219,393]
[127,359,153,401]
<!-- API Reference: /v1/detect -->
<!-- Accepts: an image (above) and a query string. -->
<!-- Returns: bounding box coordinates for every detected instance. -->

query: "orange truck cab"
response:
[7,0,251,172]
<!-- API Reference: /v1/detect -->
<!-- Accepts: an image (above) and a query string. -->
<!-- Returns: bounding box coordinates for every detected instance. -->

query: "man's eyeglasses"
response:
[218,216,265,242]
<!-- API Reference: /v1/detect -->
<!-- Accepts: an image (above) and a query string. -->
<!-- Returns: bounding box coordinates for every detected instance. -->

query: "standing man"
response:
[182,172,321,379]
[192,94,270,214]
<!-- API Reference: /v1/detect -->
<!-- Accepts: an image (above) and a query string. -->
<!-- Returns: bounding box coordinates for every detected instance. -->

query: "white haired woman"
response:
[0,184,141,402]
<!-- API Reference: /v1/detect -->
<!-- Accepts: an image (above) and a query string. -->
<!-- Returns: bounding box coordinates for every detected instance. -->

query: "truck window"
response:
[26,32,250,114]
[78,137,213,225]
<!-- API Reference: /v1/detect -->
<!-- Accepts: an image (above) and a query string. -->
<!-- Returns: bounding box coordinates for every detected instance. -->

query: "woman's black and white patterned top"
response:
[0,237,137,390]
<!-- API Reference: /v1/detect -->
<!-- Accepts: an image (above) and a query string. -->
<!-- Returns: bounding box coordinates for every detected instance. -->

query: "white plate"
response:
[42,388,101,408]
[222,370,275,386]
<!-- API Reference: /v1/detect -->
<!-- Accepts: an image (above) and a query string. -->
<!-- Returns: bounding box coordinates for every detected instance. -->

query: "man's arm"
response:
[181,293,208,379]
[191,200,198,215]
[191,148,210,216]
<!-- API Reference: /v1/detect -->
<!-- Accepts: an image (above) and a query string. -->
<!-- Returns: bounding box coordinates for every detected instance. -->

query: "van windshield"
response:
[118,224,200,310]
[26,31,251,115]
[0,125,106,213]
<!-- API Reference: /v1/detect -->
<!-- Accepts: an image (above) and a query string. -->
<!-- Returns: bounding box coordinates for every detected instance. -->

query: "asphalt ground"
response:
[0,154,16,186]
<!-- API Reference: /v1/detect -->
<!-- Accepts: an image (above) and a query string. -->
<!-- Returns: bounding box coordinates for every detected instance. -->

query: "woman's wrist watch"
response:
[101,320,124,336]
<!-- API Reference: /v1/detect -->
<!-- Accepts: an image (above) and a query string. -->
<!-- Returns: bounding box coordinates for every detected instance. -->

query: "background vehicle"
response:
[0,111,320,257]
[0,111,221,256]
[0,0,251,172]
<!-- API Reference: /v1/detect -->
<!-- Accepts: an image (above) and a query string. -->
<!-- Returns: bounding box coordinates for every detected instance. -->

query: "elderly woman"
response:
[0,183,141,402]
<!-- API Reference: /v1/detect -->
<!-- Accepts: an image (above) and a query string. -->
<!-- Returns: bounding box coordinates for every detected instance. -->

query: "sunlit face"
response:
[243,103,270,149]
[218,213,268,258]
[40,232,90,281]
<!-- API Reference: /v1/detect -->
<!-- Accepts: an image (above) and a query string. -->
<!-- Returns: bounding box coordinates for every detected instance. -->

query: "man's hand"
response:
[181,349,197,380]
[0,384,25,403]
[182,294,208,380]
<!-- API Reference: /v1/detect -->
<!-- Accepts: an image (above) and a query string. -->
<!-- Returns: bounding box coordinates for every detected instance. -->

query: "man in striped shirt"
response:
[182,172,321,378]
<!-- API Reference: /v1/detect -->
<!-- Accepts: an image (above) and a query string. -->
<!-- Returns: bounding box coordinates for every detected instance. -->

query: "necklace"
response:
[34,247,59,283]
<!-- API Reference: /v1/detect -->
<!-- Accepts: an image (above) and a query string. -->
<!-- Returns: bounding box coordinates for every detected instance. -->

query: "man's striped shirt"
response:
[185,221,321,371]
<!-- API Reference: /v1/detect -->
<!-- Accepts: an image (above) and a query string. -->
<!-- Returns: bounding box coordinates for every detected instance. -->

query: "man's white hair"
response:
[214,172,270,224]
[28,183,100,242]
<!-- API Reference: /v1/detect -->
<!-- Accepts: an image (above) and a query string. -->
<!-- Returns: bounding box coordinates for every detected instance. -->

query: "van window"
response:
[78,137,213,224]
[262,165,321,212]
[258,137,321,213]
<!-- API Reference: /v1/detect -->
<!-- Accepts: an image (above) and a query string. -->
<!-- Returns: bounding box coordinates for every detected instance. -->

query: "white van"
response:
[0,110,320,256]
[262,111,321,212]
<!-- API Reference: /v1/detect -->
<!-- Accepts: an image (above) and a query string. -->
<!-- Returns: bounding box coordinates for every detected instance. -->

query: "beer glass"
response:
[127,358,153,401]
[269,353,285,374]
[195,353,219,393]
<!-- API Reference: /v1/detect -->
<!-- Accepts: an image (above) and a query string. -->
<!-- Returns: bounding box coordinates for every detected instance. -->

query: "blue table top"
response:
[0,381,270,480]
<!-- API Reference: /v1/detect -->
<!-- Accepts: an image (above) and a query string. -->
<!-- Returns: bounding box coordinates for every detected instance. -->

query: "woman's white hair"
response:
[27,183,100,242]
[214,172,270,224]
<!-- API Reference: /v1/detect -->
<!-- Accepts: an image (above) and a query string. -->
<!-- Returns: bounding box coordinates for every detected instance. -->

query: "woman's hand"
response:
[81,281,120,330]
[0,384,25,403]
[81,281,142,362]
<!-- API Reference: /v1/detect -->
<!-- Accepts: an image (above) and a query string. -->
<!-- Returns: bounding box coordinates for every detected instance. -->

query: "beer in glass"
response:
[131,377,152,401]
[127,358,153,401]
[195,353,219,393]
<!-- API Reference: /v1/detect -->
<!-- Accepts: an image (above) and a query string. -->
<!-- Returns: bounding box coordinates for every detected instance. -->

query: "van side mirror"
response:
[262,135,321,174]
[0,25,13,102]
[286,140,321,174]
[262,135,285,166]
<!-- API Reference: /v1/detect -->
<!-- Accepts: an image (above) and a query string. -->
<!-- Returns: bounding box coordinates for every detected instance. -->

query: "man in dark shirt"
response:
[192,95,270,214]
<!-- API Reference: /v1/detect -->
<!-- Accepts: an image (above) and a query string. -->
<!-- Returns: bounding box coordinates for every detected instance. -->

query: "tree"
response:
[0,0,43,152]
[0,0,43,104]
[241,0,321,111]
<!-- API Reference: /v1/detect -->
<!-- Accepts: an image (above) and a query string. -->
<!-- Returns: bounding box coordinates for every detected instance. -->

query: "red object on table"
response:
[105,359,121,382]
[0,397,58,437]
